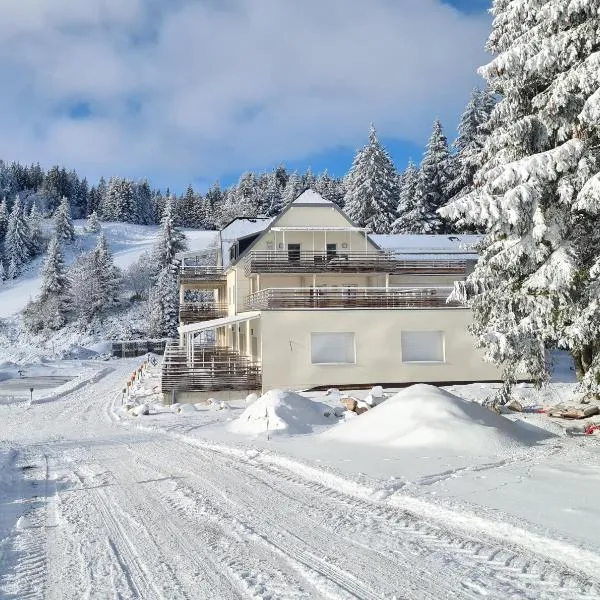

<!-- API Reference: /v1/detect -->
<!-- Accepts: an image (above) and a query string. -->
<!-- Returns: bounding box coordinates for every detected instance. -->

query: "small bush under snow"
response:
[229,389,334,436]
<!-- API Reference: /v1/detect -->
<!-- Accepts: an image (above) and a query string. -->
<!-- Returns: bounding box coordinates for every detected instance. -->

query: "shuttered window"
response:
[311,333,356,364]
[401,331,445,363]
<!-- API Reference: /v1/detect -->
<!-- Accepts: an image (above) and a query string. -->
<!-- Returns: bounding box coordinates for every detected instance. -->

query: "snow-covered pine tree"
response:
[440,0,600,402]
[282,172,303,206]
[135,179,154,225]
[0,259,6,282]
[54,196,76,243]
[391,161,421,233]
[343,124,399,233]
[4,196,33,277]
[203,181,223,230]
[86,211,101,233]
[91,232,121,313]
[40,234,69,301]
[147,266,179,338]
[446,88,496,229]
[152,196,187,273]
[264,172,284,216]
[315,171,345,207]
[0,198,7,247]
[27,203,43,254]
[412,120,452,234]
[235,172,261,217]
[301,168,317,193]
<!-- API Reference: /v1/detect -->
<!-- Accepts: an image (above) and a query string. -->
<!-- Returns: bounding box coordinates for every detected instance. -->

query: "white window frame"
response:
[401,331,445,364]
[310,332,356,365]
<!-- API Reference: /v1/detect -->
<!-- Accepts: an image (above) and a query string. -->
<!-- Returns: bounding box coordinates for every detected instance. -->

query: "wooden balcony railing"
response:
[246,287,462,310]
[179,265,226,283]
[161,342,261,393]
[179,302,228,325]
[243,251,467,275]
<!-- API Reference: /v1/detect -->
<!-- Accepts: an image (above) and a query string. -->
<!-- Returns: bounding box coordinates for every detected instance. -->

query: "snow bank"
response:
[229,389,333,436]
[322,384,553,453]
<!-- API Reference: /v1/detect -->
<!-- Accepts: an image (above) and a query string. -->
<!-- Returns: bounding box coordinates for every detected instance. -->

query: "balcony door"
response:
[287,243,301,262]
[326,243,337,260]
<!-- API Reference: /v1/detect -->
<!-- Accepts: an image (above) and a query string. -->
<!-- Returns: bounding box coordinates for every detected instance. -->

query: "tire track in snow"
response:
[128,440,499,600]
[133,438,600,600]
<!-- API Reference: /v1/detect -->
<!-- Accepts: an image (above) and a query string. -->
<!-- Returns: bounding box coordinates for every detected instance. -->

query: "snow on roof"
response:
[221,217,274,241]
[292,189,333,205]
[371,234,481,257]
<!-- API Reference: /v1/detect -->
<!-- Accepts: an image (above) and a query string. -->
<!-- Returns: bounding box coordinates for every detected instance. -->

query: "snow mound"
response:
[229,389,333,436]
[322,384,553,453]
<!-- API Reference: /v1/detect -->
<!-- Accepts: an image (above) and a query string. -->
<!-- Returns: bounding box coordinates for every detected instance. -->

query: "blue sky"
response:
[0,0,492,194]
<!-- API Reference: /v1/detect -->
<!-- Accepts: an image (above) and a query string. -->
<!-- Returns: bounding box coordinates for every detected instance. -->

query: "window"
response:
[288,243,301,261]
[401,331,445,363]
[311,332,355,364]
[326,243,337,260]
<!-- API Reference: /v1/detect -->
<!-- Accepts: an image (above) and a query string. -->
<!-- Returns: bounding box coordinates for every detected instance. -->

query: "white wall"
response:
[259,309,501,390]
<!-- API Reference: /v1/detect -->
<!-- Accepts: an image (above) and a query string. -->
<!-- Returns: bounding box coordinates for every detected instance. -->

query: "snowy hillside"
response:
[0,221,216,319]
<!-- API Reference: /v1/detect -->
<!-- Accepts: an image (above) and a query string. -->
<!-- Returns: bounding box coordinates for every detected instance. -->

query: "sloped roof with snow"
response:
[292,190,333,205]
[371,234,480,258]
[221,217,275,241]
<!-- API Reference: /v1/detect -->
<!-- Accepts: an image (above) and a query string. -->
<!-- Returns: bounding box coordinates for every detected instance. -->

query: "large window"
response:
[311,332,356,365]
[401,331,445,363]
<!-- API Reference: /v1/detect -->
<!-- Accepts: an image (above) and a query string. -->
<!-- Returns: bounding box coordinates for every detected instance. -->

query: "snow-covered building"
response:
[162,191,500,401]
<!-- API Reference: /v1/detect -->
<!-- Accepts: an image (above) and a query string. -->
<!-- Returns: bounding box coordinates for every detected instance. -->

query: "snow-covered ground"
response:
[1,354,600,599]
[0,221,216,319]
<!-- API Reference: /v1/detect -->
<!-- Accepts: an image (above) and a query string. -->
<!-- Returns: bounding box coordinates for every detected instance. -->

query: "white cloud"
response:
[0,0,490,186]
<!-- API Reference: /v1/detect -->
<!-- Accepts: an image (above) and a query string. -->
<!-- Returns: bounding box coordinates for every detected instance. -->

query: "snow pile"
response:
[322,384,553,453]
[229,389,333,436]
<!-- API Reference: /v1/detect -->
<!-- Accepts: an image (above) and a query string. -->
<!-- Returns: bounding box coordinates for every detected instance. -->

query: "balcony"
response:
[179,265,226,284]
[161,342,261,394]
[179,302,228,325]
[243,250,467,275]
[246,287,463,310]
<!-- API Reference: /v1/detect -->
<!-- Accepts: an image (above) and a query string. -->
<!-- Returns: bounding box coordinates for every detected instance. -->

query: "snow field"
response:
[0,221,217,318]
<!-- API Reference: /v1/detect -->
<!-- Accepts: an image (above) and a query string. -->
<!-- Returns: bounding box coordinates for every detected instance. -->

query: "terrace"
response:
[245,286,461,311]
[161,341,261,395]
[243,250,467,276]
[179,302,229,325]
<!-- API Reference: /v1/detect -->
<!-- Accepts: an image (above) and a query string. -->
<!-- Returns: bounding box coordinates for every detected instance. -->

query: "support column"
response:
[246,320,252,358]
[385,273,390,290]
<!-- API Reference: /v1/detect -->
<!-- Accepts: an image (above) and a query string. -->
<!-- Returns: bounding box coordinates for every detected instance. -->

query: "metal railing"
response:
[243,250,467,275]
[161,341,261,393]
[179,265,226,282]
[179,302,229,324]
[245,286,462,310]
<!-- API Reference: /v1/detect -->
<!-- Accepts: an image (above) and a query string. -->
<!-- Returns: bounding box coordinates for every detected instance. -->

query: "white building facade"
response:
[162,191,500,401]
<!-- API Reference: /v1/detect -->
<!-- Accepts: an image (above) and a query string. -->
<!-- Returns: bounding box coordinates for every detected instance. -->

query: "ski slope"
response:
[0,222,216,318]
[1,363,600,599]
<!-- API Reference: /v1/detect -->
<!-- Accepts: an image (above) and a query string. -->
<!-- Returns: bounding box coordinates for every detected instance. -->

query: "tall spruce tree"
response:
[54,196,76,243]
[92,233,121,312]
[147,267,179,338]
[412,120,452,233]
[40,234,69,302]
[0,198,8,248]
[343,124,399,233]
[28,203,43,254]
[4,196,33,277]
[152,196,187,273]
[446,88,496,228]
[440,0,600,402]
[391,161,421,234]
